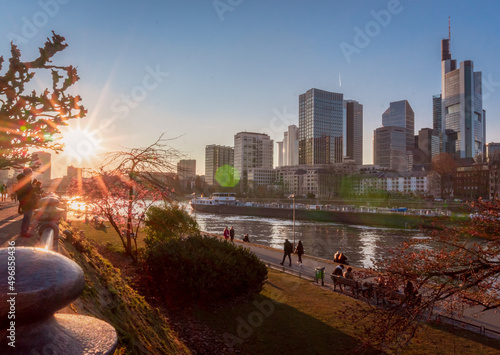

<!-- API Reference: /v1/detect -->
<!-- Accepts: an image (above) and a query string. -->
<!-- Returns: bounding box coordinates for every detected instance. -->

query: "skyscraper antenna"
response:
[448,16,451,40]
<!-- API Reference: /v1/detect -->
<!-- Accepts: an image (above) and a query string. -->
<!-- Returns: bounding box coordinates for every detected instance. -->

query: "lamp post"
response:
[291,194,296,250]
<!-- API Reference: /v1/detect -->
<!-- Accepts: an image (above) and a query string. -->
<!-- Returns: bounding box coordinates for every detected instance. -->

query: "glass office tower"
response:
[299,88,344,165]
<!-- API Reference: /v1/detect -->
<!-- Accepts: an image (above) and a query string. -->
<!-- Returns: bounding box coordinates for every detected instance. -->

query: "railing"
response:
[436,314,500,338]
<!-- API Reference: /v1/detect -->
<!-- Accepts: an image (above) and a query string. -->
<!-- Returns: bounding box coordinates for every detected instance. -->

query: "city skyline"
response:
[2,1,500,177]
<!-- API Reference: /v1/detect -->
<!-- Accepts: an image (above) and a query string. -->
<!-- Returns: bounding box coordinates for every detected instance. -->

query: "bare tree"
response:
[431,153,457,199]
[78,134,183,262]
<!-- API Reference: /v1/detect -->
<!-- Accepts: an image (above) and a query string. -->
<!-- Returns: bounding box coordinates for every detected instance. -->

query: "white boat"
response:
[190,193,237,207]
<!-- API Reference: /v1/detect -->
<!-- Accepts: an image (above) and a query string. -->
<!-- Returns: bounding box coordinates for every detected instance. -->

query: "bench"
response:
[331,275,364,298]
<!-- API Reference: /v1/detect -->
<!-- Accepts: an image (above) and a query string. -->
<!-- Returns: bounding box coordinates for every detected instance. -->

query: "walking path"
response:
[0,201,498,340]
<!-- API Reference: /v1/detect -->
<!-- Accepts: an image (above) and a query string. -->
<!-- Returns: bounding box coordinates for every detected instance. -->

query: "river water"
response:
[191,211,429,269]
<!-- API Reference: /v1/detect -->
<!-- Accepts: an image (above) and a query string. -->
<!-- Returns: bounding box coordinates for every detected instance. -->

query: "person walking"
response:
[280,238,293,267]
[0,183,6,201]
[295,240,304,265]
[229,226,235,244]
[15,168,37,238]
[223,226,230,241]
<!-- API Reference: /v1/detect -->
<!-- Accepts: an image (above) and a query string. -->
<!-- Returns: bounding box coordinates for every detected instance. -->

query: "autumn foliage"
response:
[344,197,500,351]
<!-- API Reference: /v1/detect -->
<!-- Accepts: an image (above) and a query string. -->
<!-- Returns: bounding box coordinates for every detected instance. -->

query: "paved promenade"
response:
[0,201,498,340]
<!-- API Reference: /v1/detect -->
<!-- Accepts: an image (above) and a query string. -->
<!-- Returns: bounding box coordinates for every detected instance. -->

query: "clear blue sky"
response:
[2,0,500,177]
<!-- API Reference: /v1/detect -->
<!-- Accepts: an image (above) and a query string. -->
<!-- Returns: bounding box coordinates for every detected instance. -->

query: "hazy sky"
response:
[2,0,500,177]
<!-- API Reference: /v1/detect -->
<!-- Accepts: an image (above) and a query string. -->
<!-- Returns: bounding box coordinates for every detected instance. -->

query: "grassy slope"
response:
[59,223,190,355]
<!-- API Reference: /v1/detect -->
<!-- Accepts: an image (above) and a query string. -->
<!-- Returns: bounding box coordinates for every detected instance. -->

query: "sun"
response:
[61,127,103,163]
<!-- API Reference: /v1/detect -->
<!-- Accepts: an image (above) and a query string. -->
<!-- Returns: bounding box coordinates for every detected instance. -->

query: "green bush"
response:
[144,235,268,304]
[144,204,199,247]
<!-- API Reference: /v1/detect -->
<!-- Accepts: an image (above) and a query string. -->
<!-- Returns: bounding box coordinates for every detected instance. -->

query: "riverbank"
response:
[192,203,460,229]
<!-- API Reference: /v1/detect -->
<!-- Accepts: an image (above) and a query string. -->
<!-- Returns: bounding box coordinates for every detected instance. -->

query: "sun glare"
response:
[62,127,102,163]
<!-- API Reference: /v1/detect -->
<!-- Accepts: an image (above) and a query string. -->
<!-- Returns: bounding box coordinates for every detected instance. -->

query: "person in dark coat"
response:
[15,168,36,238]
[229,226,235,243]
[280,238,293,267]
[295,240,304,265]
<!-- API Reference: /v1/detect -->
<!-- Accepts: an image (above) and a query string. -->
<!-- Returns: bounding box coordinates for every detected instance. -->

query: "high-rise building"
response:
[278,125,299,167]
[299,89,344,165]
[177,159,196,179]
[440,36,485,159]
[205,145,234,186]
[234,132,273,192]
[432,94,443,154]
[486,142,500,160]
[374,126,407,172]
[416,128,440,164]
[277,141,284,167]
[344,100,363,165]
[67,165,82,182]
[33,151,51,183]
[382,100,414,152]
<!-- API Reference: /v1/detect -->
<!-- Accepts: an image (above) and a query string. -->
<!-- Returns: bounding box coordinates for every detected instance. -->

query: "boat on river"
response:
[190,193,450,229]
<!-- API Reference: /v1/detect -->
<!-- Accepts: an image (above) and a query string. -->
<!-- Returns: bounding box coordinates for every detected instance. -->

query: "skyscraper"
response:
[299,89,344,165]
[432,94,443,154]
[234,132,273,192]
[440,36,485,159]
[344,100,363,165]
[205,145,234,186]
[177,159,196,179]
[374,126,407,172]
[382,100,414,152]
[279,125,299,167]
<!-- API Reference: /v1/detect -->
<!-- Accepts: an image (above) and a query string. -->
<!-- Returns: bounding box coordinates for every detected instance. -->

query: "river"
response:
[191,211,429,269]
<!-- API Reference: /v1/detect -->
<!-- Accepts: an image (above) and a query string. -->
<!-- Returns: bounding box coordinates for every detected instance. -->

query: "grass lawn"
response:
[190,269,500,354]
[71,220,147,252]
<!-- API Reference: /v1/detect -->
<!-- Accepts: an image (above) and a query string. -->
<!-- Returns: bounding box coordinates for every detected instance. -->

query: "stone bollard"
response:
[0,247,117,354]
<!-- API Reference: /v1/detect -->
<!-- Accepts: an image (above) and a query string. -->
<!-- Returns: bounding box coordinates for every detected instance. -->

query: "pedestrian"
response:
[0,183,6,201]
[295,240,304,265]
[338,253,348,265]
[15,168,37,238]
[343,267,354,280]
[334,251,340,263]
[332,264,344,276]
[243,234,250,242]
[229,226,235,244]
[280,238,293,267]
[223,226,230,241]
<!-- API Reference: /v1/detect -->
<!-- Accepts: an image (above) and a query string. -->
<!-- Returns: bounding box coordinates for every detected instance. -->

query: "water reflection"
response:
[192,211,428,269]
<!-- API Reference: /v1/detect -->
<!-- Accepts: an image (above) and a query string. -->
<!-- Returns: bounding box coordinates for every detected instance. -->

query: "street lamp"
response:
[290,194,296,250]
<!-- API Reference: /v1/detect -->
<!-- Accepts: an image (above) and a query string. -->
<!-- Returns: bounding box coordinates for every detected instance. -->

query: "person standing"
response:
[229,226,235,244]
[15,168,36,238]
[295,240,304,265]
[0,183,6,201]
[280,238,293,267]
[223,226,230,241]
